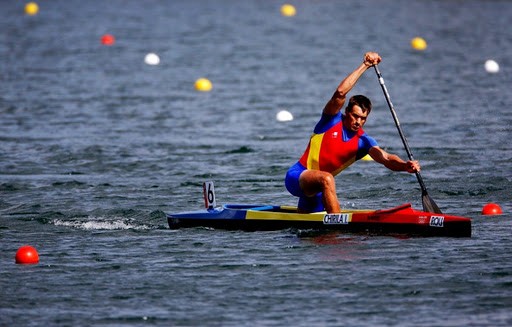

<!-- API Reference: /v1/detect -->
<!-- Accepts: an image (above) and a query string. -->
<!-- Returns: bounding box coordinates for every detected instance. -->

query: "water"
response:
[1,0,511,326]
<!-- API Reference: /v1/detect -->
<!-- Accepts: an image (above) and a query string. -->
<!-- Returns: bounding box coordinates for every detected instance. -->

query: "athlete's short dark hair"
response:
[346,95,372,114]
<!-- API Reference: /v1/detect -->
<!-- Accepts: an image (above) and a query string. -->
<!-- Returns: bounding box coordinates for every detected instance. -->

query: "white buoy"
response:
[484,59,499,73]
[276,110,293,122]
[144,53,160,66]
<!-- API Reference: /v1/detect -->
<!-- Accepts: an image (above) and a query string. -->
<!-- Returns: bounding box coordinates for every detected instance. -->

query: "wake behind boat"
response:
[167,182,471,237]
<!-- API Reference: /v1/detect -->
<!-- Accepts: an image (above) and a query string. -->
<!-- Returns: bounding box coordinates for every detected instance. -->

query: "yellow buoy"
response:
[281,4,296,17]
[194,78,212,92]
[25,2,39,16]
[411,37,427,51]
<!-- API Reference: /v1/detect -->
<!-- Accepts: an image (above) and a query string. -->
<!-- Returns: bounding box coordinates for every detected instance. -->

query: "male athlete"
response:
[285,52,420,213]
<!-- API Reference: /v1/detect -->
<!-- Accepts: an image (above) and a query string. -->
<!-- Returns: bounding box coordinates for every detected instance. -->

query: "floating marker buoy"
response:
[482,203,503,215]
[484,59,499,73]
[25,2,39,16]
[276,110,293,122]
[411,37,427,51]
[15,245,39,264]
[281,4,296,17]
[101,34,115,46]
[194,78,212,92]
[144,53,160,65]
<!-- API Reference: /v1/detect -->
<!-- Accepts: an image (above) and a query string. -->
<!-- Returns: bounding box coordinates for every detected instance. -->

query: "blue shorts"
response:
[285,162,325,213]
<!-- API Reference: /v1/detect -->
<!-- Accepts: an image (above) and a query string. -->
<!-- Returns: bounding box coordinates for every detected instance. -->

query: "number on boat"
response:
[203,181,216,209]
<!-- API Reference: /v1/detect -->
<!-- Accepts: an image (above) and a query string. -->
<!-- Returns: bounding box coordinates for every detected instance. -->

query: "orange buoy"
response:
[101,34,115,46]
[482,203,503,215]
[15,245,39,264]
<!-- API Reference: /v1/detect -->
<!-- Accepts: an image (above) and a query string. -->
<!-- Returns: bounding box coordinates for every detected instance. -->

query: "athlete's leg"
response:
[297,194,324,213]
[299,170,340,213]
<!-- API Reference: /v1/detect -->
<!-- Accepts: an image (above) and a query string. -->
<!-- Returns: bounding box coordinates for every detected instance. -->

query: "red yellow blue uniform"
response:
[285,112,378,212]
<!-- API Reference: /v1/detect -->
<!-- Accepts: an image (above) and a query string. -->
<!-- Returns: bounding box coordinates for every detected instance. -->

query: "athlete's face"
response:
[344,105,369,132]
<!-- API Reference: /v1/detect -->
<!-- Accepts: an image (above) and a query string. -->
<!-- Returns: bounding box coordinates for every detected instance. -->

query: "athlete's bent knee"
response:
[320,173,336,190]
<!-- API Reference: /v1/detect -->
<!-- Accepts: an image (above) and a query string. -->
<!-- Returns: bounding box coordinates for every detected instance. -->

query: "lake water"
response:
[1,0,511,326]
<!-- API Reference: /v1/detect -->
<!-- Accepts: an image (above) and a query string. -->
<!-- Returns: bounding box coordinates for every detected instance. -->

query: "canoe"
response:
[167,183,471,237]
[167,204,471,237]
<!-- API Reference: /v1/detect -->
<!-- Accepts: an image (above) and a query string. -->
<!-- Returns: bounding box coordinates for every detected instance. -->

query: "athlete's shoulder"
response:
[360,132,378,148]
[313,112,342,134]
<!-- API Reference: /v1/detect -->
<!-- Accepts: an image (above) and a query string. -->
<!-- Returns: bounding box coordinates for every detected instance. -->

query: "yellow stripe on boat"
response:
[246,210,328,221]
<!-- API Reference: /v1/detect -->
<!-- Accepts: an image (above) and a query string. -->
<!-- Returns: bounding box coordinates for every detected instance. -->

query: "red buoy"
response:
[15,245,39,264]
[101,34,115,46]
[482,203,503,215]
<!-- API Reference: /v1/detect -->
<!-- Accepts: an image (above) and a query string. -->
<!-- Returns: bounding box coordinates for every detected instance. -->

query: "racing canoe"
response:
[167,183,472,237]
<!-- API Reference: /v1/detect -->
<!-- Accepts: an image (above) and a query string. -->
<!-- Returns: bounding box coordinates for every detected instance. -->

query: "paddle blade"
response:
[422,193,443,214]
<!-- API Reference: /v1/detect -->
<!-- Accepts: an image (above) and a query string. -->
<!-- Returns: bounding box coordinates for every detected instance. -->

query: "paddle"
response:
[373,65,442,214]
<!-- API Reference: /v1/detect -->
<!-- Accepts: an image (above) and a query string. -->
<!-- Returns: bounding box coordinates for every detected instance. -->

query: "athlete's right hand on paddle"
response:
[406,160,421,173]
[363,52,381,67]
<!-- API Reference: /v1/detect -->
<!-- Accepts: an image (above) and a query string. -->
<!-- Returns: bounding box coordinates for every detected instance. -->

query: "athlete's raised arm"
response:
[323,52,381,116]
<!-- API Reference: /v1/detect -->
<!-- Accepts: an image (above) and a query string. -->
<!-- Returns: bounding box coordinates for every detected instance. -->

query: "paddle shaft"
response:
[373,65,437,207]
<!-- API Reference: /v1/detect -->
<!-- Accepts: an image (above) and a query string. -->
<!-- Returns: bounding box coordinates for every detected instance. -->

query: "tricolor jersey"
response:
[298,112,378,176]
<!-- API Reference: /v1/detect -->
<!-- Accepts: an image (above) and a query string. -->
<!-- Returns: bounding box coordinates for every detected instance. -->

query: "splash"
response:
[53,217,151,230]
